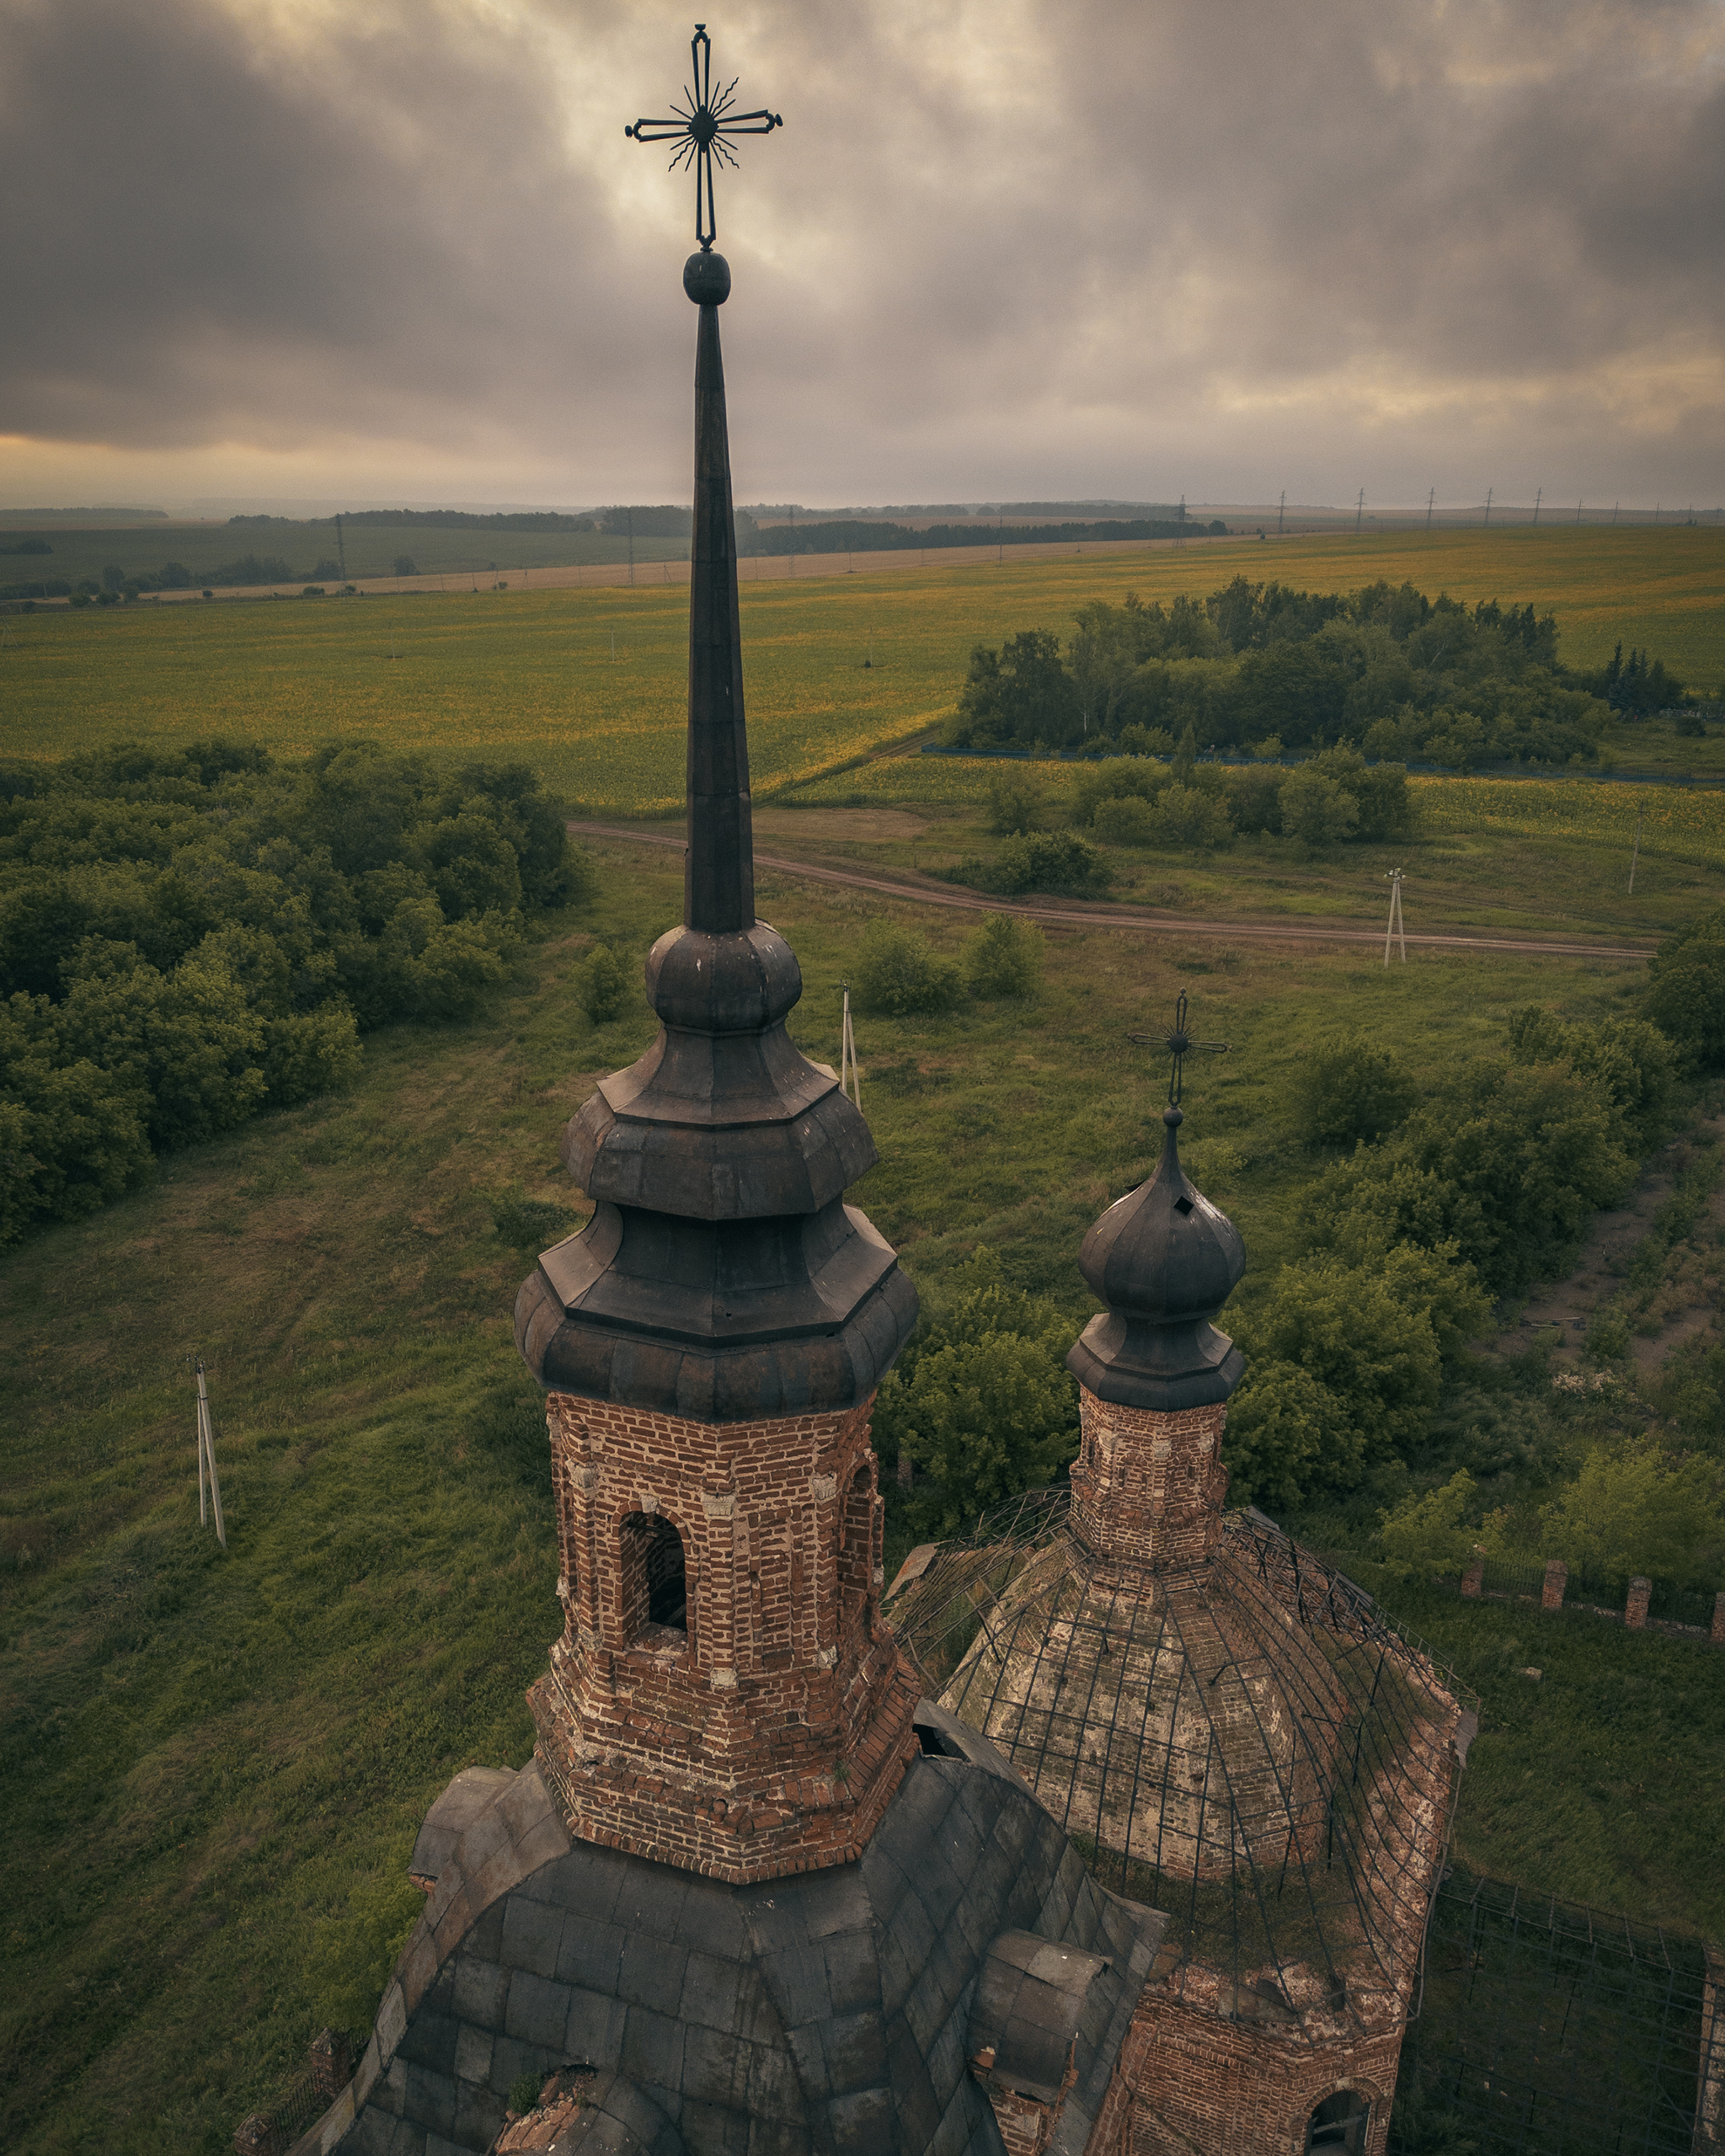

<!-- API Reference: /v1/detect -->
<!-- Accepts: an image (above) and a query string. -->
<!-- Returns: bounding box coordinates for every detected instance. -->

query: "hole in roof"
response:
[1173,1195,1194,1216]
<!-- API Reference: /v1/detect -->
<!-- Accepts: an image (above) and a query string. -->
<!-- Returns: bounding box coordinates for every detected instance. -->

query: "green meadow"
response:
[4,820,1722,2152]
[3,526,1722,814]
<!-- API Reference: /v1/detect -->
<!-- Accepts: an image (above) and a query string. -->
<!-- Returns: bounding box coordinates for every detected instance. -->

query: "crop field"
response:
[0,516,692,588]
[3,526,1721,813]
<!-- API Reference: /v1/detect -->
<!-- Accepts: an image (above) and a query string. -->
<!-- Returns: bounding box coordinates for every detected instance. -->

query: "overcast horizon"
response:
[3,0,1722,516]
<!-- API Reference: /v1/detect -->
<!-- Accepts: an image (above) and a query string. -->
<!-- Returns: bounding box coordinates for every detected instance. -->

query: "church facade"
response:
[301,45,1464,2156]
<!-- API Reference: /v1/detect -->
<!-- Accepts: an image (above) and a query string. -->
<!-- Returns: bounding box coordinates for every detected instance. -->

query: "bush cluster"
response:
[852,915,1044,1016]
[0,740,585,1243]
[1223,1006,1680,1511]
[1072,740,1413,854]
[942,576,1697,771]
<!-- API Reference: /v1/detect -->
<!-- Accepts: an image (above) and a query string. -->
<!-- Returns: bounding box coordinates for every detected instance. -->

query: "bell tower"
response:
[514,157,920,1885]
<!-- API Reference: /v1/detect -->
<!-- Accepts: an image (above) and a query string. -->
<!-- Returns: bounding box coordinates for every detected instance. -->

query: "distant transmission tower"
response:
[1277,490,1285,535]
[1483,488,1493,527]
[1176,494,1187,549]
[1355,488,1365,535]
[1425,487,1435,531]
[1533,488,1542,526]
[1612,502,1620,525]
[1575,499,1583,526]
[335,513,349,595]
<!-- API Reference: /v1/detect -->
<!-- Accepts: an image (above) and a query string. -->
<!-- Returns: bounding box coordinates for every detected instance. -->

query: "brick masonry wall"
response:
[1070,1391,1230,1573]
[1128,1992,1403,2156]
[530,1389,921,1884]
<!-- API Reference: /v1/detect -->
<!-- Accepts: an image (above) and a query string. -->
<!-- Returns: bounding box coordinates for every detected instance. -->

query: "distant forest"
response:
[943,575,1696,771]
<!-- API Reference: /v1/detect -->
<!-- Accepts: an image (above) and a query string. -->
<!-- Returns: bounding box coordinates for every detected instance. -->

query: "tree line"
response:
[943,576,1698,771]
[739,514,1226,558]
[0,742,584,1245]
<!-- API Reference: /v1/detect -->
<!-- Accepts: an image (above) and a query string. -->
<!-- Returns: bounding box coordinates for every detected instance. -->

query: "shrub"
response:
[1374,1470,1480,1578]
[854,921,962,1016]
[1643,907,1725,1070]
[1539,1438,1725,1588]
[964,913,1044,999]
[1092,794,1157,845]
[881,1327,1077,1535]
[576,943,629,1023]
[944,831,1110,899]
[1279,764,1359,848]
[1294,1032,1417,1148]
[983,771,1044,834]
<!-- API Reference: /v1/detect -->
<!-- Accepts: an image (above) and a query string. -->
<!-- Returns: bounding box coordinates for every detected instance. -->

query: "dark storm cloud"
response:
[2,0,1721,503]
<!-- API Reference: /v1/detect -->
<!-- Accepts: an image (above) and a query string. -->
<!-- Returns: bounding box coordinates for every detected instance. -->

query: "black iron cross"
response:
[626,24,783,252]
[1129,990,1229,1108]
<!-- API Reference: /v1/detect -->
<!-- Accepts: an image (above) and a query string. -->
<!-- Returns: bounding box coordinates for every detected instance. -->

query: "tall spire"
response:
[684,249,752,931]
[515,36,913,1421]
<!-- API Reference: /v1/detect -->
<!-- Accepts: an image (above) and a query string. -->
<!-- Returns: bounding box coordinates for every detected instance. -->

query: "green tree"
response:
[1294,1032,1417,1148]
[884,1328,1078,1535]
[1375,1469,1480,1579]
[854,921,962,1015]
[1539,1439,1725,1588]
[1643,908,1725,1070]
[575,943,629,1023]
[982,771,1045,835]
[1279,764,1359,848]
[1221,1359,1356,1512]
[964,913,1044,999]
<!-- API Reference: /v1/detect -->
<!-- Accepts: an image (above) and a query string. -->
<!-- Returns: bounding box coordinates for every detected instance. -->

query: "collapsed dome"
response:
[886,1491,1464,2045]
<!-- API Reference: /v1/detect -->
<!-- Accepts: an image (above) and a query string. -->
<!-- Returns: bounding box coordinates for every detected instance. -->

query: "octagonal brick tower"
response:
[513,245,920,1886]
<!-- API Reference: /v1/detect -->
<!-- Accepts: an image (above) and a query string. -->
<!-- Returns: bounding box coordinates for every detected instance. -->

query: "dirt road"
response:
[566,819,1658,963]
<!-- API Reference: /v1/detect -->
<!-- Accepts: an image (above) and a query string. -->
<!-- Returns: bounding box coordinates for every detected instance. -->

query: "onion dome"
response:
[1067,1104,1246,1412]
[513,248,916,1420]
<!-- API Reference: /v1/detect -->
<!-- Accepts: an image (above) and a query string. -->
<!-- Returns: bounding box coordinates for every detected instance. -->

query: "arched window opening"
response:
[1306,2092,1370,2156]
[619,1512,687,1646]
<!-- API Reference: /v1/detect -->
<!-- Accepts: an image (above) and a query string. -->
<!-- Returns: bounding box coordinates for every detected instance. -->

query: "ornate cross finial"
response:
[626,24,783,252]
[1130,989,1229,1110]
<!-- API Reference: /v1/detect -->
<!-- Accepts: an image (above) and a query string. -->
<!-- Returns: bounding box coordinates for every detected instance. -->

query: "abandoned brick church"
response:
[306,47,1466,2156]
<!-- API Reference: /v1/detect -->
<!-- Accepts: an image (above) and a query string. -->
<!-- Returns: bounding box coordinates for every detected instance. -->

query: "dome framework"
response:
[886,1488,1469,2047]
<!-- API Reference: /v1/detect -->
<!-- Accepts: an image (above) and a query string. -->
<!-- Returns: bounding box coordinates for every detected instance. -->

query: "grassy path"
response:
[569,819,1658,961]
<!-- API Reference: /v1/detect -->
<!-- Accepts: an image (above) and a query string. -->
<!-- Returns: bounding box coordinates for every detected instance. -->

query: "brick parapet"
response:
[1069,1390,1228,1573]
[1626,1576,1652,1630]
[530,1388,919,1883]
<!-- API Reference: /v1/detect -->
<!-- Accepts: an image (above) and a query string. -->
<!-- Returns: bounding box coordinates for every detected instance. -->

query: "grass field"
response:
[3,825,1715,2151]
[3,526,1722,814]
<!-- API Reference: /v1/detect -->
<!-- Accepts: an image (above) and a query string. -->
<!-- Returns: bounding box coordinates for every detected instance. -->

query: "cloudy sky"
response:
[3,0,1722,513]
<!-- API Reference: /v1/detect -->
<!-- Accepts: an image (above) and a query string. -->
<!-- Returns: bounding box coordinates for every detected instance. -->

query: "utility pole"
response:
[1382,870,1407,966]
[1277,490,1285,535]
[839,985,861,1109]
[1575,499,1583,526]
[1612,502,1620,525]
[1532,487,1542,526]
[193,1358,227,1549]
[1354,488,1365,535]
[1425,487,1435,531]
[1483,488,1493,527]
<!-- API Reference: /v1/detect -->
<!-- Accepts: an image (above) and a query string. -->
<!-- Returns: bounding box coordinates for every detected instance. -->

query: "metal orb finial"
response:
[626,23,783,253]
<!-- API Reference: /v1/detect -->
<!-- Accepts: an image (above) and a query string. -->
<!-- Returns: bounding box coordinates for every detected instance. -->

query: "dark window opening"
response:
[1307,2092,1370,2156]
[1173,1194,1194,1216]
[620,1511,687,1644]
